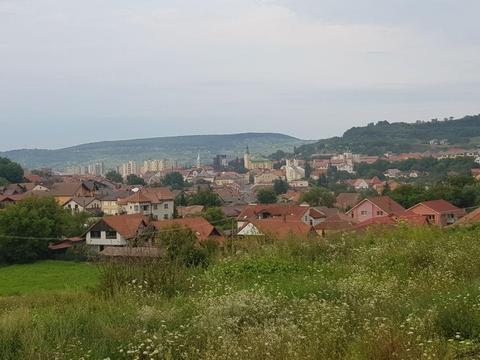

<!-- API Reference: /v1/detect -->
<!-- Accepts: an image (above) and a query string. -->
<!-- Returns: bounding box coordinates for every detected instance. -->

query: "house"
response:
[351,179,370,191]
[236,204,323,229]
[50,181,97,205]
[177,205,205,218]
[85,214,150,252]
[48,237,85,252]
[354,212,428,231]
[407,200,465,226]
[253,171,285,185]
[98,190,132,215]
[63,197,102,215]
[237,219,316,238]
[152,218,223,244]
[335,193,361,211]
[471,168,480,181]
[118,188,175,220]
[346,196,405,223]
[454,207,480,226]
[314,213,356,237]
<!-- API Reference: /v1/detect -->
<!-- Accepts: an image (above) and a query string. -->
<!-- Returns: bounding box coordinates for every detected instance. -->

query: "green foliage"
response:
[0,177,8,187]
[4,227,480,358]
[356,157,477,180]
[159,172,185,189]
[256,189,278,204]
[126,174,145,186]
[0,157,24,183]
[273,178,289,195]
[188,190,221,208]
[296,115,480,156]
[105,170,123,183]
[0,261,98,296]
[387,175,480,208]
[300,187,335,207]
[0,197,91,264]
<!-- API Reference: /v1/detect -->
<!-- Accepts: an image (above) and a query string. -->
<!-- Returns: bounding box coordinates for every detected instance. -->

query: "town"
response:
[2,142,480,259]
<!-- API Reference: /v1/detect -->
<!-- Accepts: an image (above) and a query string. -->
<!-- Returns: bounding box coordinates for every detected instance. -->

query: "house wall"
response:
[125,200,174,220]
[101,200,121,215]
[237,223,262,236]
[348,201,386,223]
[408,204,463,226]
[86,230,127,247]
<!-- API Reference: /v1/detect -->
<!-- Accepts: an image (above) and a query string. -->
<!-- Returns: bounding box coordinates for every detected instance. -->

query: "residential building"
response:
[85,214,150,252]
[63,197,102,214]
[314,213,356,237]
[237,219,316,238]
[152,218,223,244]
[236,204,325,229]
[335,193,361,211]
[346,196,405,223]
[118,188,175,220]
[408,200,465,226]
[253,171,284,185]
[120,161,138,177]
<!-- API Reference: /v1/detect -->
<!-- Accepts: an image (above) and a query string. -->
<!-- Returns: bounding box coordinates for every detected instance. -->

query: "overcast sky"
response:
[1,0,479,150]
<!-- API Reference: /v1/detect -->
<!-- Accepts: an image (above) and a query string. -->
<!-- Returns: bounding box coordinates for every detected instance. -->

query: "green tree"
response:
[105,170,123,184]
[126,174,146,186]
[300,187,335,207]
[161,172,185,189]
[188,190,221,208]
[273,179,289,195]
[0,197,70,264]
[256,189,278,204]
[0,157,24,183]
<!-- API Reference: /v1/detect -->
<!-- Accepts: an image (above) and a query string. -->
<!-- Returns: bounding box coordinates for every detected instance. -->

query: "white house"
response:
[118,187,175,220]
[85,214,149,252]
[63,197,102,214]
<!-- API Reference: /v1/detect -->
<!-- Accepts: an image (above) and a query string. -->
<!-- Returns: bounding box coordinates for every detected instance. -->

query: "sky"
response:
[1,0,479,150]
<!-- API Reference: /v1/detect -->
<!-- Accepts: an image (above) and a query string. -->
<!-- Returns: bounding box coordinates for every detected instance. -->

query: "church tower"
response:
[244,146,251,170]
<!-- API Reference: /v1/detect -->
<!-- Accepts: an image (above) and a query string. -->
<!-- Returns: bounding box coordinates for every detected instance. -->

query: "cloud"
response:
[0,0,479,150]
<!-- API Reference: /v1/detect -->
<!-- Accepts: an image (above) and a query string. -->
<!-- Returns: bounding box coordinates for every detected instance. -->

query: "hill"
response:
[295,114,480,157]
[0,133,308,170]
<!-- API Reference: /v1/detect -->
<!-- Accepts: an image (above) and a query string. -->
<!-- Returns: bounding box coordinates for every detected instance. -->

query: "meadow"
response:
[2,226,480,359]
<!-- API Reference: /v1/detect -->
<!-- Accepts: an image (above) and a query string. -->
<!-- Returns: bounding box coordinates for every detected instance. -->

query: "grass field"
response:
[0,260,99,296]
[2,226,480,359]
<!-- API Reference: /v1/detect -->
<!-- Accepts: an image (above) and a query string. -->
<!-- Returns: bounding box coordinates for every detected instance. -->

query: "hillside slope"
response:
[296,114,480,157]
[1,133,308,170]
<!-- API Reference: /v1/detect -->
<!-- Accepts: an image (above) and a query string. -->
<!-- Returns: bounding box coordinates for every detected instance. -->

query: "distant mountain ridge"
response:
[1,133,309,170]
[295,114,480,157]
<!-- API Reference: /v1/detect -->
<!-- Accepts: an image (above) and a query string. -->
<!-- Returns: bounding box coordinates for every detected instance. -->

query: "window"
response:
[142,205,149,211]
[376,210,384,216]
[153,204,158,210]
[90,230,101,239]
[134,205,139,212]
[361,210,368,216]
[106,231,117,239]
[164,214,169,220]
[164,203,169,209]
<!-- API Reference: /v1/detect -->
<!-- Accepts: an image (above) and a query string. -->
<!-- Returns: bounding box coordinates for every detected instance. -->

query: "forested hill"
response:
[0,133,308,170]
[295,114,480,157]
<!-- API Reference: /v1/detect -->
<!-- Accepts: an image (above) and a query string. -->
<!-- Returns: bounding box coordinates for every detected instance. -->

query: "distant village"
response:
[2,143,480,257]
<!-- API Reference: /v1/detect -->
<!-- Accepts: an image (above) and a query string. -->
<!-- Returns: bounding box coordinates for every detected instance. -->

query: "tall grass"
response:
[2,226,480,359]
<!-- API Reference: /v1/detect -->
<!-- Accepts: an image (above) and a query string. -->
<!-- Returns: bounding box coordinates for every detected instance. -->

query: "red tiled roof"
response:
[118,188,174,205]
[410,200,463,214]
[152,218,222,242]
[358,196,405,215]
[102,214,149,239]
[314,214,356,231]
[455,208,480,226]
[242,219,315,238]
[355,212,427,230]
[237,204,310,221]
